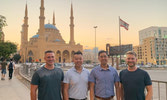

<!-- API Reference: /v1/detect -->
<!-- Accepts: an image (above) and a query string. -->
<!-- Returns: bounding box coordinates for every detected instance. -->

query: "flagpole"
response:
[119,16,122,66]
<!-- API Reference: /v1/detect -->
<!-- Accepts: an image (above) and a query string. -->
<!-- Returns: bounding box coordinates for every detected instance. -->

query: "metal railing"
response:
[19,64,167,100]
[20,63,41,79]
[152,80,167,100]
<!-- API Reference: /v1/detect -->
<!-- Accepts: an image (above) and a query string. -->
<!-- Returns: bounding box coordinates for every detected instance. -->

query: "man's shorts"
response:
[1,69,6,74]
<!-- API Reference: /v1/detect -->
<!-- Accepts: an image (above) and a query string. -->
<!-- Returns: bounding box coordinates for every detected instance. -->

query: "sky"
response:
[0,0,167,50]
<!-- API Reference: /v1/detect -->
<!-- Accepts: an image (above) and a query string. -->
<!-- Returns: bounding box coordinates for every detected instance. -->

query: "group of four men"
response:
[30,50,152,100]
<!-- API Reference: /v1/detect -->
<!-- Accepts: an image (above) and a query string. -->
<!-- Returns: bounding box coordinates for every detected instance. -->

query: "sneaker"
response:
[1,78,5,80]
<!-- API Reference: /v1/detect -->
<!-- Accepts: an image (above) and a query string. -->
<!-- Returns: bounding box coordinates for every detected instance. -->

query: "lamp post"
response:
[94,26,97,64]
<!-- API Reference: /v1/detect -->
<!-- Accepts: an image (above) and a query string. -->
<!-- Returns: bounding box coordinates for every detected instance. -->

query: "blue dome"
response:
[32,34,39,38]
[45,24,58,30]
[54,39,60,42]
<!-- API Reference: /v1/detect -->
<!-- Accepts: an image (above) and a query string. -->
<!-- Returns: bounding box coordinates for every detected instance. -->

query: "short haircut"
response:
[10,59,13,61]
[98,50,107,56]
[1,58,5,61]
[45,50,55,54]
[74,51,82,55]
[126,51,137,57]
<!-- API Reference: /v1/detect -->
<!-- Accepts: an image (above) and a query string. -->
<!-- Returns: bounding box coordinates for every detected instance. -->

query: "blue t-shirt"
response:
[89,65,120,98]
[31,66,64,100]
[119,68,152,100]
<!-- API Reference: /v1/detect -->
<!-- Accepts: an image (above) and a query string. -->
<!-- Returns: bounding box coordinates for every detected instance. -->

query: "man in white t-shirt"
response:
[63,51,90,100]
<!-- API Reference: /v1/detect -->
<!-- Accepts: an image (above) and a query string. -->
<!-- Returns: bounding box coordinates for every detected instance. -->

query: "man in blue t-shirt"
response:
[119,51,153,100]
[31,50,64,100]
[89,50,120,100]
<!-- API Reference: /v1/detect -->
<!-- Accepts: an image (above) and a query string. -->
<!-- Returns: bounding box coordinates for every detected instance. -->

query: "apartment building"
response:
[139,26,167,45]
[134,37,167,65]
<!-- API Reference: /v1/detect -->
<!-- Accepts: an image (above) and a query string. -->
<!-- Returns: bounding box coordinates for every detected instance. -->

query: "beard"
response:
[127,62,136,67]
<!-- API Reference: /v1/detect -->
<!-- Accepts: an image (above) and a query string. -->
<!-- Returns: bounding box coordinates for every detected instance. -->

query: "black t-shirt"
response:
[119,68,152,100]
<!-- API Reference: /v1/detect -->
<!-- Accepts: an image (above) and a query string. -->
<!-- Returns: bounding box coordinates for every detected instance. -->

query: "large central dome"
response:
[45,24,58,30]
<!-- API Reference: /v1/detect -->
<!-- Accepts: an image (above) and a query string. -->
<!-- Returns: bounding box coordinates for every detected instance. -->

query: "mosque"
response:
[20,0,83,63]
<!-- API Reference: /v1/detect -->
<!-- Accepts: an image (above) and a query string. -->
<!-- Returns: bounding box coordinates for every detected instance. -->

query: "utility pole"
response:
[94,26,97,64]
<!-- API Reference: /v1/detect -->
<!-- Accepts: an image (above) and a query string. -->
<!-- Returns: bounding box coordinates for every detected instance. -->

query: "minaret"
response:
[21,4,28,45]
[69,3,75,45]
[37,0,46,62]
[20,3,29,62]
[53,12,56,26]
[39,0,45,35]
[23,4,28,43]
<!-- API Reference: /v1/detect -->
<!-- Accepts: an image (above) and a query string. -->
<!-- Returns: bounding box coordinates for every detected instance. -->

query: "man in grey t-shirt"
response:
[31,50,64,100]
[63,51,89,100]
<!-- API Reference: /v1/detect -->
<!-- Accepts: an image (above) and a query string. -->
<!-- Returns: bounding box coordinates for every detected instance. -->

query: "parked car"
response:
[144,65,151,67]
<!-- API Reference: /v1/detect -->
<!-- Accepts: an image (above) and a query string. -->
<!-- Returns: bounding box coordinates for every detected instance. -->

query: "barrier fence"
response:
[152,80,167,100]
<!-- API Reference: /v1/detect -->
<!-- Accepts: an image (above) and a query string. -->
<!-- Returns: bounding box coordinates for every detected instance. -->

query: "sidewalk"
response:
[0,67,30,100]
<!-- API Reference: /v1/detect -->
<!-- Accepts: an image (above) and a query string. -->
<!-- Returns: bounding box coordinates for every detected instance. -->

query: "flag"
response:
[120,18,129,30]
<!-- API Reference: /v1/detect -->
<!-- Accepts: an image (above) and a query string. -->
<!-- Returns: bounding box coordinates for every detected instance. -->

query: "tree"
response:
[0,15,7,41]
[121,59,125,64]
[13,54,21,63]
[0,42,17,59]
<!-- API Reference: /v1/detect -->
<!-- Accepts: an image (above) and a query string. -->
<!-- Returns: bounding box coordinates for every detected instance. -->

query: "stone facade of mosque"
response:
[20,0,82,63]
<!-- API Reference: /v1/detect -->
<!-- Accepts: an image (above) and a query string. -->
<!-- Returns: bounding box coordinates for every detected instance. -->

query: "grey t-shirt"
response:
[31,66,64,100]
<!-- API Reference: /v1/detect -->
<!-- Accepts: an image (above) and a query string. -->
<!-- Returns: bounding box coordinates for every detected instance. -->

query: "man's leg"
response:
[9,69,10,78]
[9,69,13,79]
[1,73,3,80]
[10,69,13,79]
[1,74,5,80]
[1,70,6,80]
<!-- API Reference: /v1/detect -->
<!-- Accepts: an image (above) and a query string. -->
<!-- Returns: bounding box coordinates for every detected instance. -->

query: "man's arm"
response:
[89,82,95,100]
[145,85,153,100]
[120,83,124,100]
[13,63,15,70]
[30,84,38,100]
[115,82,120,100]
[7,63,9,70]
[63,83,69,100]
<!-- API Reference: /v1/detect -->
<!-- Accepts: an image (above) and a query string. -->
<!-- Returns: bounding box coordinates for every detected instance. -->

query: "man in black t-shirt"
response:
[119,51,153,100]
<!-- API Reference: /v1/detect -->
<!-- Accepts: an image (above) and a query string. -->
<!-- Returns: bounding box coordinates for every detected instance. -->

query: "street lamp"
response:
[94,26,97,64]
